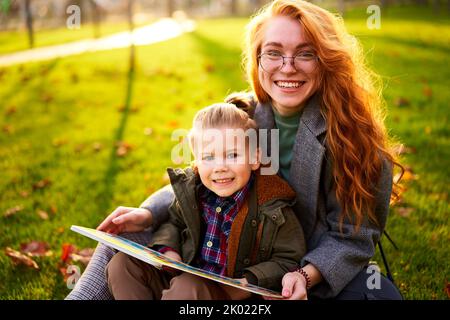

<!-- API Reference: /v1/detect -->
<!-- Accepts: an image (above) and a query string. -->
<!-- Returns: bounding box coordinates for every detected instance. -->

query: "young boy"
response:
[106,102,306,300]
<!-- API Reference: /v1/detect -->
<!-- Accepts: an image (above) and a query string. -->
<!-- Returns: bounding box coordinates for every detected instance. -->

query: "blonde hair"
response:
[188,102,258,153]
[243,0,402,231]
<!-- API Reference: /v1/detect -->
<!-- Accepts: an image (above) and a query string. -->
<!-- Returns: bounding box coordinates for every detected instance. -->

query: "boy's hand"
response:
[96,207,152,234]
[162,251,182,276]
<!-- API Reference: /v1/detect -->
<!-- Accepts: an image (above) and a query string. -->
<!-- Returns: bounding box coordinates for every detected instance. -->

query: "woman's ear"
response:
[251,147,261,171]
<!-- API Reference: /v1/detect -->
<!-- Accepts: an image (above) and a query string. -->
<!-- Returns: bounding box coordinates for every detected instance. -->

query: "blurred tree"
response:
[230,0,237,15]
[24,0,34,48]
[89,0,101,38]
[167,0,175,17]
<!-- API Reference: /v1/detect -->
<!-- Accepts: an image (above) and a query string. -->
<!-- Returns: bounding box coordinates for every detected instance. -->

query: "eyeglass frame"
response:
[257,51,319,73]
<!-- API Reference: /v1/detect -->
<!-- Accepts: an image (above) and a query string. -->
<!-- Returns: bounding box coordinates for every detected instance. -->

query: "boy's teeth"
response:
[276,81,301,88]
[215,178,232,183]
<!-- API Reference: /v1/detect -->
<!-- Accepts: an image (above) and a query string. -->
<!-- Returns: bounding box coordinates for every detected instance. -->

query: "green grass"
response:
[0,6,449,299]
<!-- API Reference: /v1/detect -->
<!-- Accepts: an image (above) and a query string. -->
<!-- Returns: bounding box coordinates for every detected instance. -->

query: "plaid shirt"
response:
[196,175,253,276]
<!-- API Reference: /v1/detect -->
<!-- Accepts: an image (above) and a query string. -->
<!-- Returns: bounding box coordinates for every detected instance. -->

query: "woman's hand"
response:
[96,206,152,234]
[280,271,308,300]
[263,271,308,300]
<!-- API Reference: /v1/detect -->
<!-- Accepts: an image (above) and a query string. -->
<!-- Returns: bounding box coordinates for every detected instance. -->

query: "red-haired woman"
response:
[67,0,402,300]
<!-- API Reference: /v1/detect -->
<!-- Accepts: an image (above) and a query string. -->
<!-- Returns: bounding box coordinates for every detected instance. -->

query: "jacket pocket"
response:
[258,208,286,260]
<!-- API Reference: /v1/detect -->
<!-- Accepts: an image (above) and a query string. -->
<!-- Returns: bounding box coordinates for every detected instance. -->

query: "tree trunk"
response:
[89,0,100,39]
[24,0,34,48]
[230,0,238,15]
[167,0,175,17]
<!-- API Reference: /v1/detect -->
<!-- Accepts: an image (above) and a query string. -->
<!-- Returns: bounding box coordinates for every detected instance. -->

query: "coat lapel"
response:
[254,95,326,238]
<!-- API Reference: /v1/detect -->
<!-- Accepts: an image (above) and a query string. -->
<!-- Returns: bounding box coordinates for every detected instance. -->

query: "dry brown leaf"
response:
[36,209,49,220]
[93,142,103,152]
[33,178,51,190]
[144,127,153,136]
[396,207,414,217]
[394,97,410,107]
[5,105,17,116]
[20,241,52,257]
[116,141,133,157]
[445,281,450,299]
[5,247,39,270]
[4,205,24,218]
[423,86,433,98]
[2,124,13,134]
[19,190,29,198]
[71,248,95,266]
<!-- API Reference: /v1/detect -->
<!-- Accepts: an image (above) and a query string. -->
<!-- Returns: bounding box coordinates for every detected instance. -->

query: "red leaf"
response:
[5,247,39,270]
[61,243,77,263]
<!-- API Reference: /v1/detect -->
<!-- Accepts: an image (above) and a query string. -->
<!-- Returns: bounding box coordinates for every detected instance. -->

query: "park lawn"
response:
[0,20,152,55]
[0,7,449,299]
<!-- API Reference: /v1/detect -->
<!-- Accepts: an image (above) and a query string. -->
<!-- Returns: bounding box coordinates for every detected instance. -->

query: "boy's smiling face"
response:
[193,127,260,197]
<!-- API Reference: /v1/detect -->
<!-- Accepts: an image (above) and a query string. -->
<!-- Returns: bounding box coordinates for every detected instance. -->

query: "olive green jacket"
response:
[149,167,306,291]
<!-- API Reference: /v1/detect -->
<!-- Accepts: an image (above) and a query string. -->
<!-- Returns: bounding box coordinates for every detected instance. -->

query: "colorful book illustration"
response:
[70,225,283,298]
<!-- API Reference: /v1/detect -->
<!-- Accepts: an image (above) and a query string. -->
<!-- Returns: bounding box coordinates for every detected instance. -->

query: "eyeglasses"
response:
[258,51,318,73]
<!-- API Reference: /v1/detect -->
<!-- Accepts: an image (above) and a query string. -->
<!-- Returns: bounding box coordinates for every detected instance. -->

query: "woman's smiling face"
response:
[258,15,320,116]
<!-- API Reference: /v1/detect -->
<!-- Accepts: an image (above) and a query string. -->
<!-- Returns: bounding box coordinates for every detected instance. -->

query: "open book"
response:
[71,225,283,298]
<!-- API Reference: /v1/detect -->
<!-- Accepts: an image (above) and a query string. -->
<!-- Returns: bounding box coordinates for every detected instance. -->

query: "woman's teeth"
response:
[275,81,304,88]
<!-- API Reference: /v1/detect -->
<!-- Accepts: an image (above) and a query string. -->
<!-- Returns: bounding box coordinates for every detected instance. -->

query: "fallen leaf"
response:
[5,247,39,270]
[116,141,133,157]
[56,227,65,234]
[71,248,94,266]
[20,241,52,257]
[93,142,103,152]
[33,178,51,190]
[50,205,57,215]
[424,126,432,135]
[396,207,414,217]
[144,127,153,136]
[19,190,29,198]
[4,205,24,218]
[445,281,450,299]
[37,209,49,220]
[40,93,53,103]
[205,63,215,73]
[61,243,77,263]
[5,105,17,116]
[52,138,68,148]
[423,86,432,99]
[394,97,410,107]
[167,120,179,129]
[2,124,13,134]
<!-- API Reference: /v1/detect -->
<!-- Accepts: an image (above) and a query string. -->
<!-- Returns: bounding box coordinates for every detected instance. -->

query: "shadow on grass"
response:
[188,31,245,95]
[367,34,450,55]
[99,45,136,211]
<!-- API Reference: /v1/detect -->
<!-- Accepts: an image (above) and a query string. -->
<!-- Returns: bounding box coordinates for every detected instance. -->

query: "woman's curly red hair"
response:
[243,0,402,231]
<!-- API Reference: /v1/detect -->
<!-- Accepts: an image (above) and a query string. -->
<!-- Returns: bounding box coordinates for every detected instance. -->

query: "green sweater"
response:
[273,108,301,180]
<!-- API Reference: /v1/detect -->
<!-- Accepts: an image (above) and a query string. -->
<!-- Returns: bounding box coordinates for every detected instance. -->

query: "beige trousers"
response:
[106,252,250,300]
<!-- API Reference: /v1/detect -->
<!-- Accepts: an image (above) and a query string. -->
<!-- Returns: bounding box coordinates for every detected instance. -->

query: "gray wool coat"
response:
[141,95,393,299]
